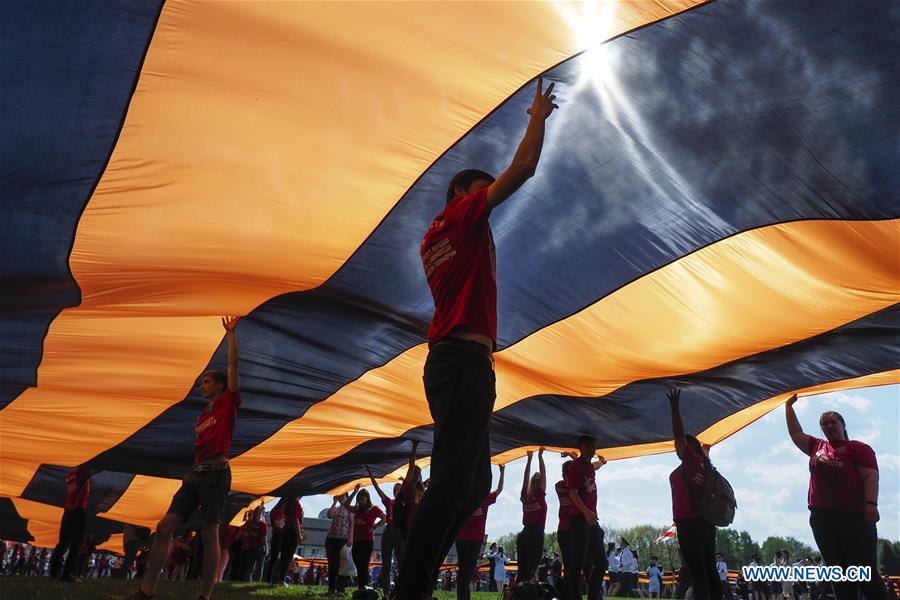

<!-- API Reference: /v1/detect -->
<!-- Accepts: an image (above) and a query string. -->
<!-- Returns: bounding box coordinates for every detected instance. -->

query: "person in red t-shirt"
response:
[136,315,242,600]
[785,394,887,600]
[455,463,505,600]
[668,388,721,600]
[49,465,96,581]
[365,465,403,595]
[268,496,305,585]
[339,489,385,590]
[396,77,559,600]
[564,435,609,600]
[516,449,547,584]
[555,459,574,599]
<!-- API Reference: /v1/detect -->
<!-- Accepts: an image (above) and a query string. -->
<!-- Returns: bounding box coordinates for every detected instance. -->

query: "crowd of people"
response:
[0,79,889,600]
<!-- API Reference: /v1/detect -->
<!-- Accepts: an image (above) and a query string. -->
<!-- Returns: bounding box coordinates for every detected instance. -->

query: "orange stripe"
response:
[0,0,697,498]
[230,219,899,494]
[345,370,900,494]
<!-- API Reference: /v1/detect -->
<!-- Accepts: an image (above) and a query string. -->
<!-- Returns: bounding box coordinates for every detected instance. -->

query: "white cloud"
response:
[816,391,871,414]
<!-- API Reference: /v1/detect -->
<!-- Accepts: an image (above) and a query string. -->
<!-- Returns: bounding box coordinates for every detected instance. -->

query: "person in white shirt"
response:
[619,539,637,597]
[607,543,621,597]
[486,547,511,591]
[716,553,733,600]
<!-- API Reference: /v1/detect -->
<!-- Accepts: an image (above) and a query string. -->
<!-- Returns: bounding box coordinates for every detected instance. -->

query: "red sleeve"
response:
[808,436,824,455]
[565,461,580,491]
[226,390,241,410]
[374,506,384,521]
[446,188,490,230]
[853,442,878,470]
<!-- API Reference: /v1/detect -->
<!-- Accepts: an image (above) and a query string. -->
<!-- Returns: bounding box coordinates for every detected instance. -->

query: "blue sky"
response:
[298,385,899,548]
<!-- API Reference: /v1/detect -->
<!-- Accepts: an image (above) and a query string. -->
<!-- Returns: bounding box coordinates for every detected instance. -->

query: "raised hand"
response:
[526,77,558,121]
[667,387,681,405]
[222,315,241,332]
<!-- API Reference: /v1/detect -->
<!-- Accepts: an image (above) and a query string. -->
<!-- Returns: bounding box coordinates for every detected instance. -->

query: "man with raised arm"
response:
[366,465,404,595]
[395,77,559,599]
[565,435,609,600]
[135,316,242,600]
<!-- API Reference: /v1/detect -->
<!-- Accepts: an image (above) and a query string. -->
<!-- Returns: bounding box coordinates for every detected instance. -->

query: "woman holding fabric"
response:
[516,448,547,584]
[668,387,722,600]
[340,488,385,590]
[784,394,886,600]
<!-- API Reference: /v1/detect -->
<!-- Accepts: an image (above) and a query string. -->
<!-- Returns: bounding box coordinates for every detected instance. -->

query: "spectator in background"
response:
[648,555,663,599]
[716,553,732,600]
[486,545,510,592]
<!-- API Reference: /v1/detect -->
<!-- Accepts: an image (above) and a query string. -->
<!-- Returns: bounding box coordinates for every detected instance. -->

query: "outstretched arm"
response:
[494,463,505,496]
[593,455,608,471]
[486,77,559,210]
[538,448,546,491]
[668,388,687,459]
[785,395,811,455]
[522,451,533,496]
[346,482,361,506]
[403,440,419,482]
[365,466,389,503]
[222,316,241,392]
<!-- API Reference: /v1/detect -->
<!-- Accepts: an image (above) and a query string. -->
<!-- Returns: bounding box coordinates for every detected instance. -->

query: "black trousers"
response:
[557,528,572,600]
[395,341,496,599]
[809,508,886,600]
[456,539,482,600]
[265,531,282,583]
[676,518,722,600]
[380,526,401,592]
[273,530,298,585]
[566,515,607,600]
[49,508,85,579]
[353,539,374,588]
[516,524,545,583]
[326,537,346,591]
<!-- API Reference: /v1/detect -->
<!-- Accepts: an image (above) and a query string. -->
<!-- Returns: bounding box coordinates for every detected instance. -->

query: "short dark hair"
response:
[446,169,495,203]
[577,434,596,446]
[204,370,226,387]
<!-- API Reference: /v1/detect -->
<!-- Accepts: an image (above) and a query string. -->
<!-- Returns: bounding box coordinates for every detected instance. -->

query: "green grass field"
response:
[0,578,574,600]
[0,577,634,599]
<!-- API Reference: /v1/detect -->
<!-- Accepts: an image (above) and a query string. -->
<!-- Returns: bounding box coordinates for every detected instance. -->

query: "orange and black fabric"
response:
[1,0,897,546]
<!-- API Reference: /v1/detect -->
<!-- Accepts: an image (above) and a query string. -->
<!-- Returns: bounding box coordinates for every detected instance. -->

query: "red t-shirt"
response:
[397,477,422,529]
[669,445,705,520]
[807,436,878,512]
[458,491,498,541]
[555,480,572,531]
[521,484,547,527]
[382,497,395,528]
[64,468,91,510]
[239,520,268,550]
[353,505,385,542]
[421,187,496,344]
[271,499,304,534]
[195,389,241,464]
[566,458,597,516]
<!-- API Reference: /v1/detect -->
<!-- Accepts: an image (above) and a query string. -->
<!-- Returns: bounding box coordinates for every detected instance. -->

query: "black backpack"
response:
[683,460,737,527]
[507,582,558,600]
